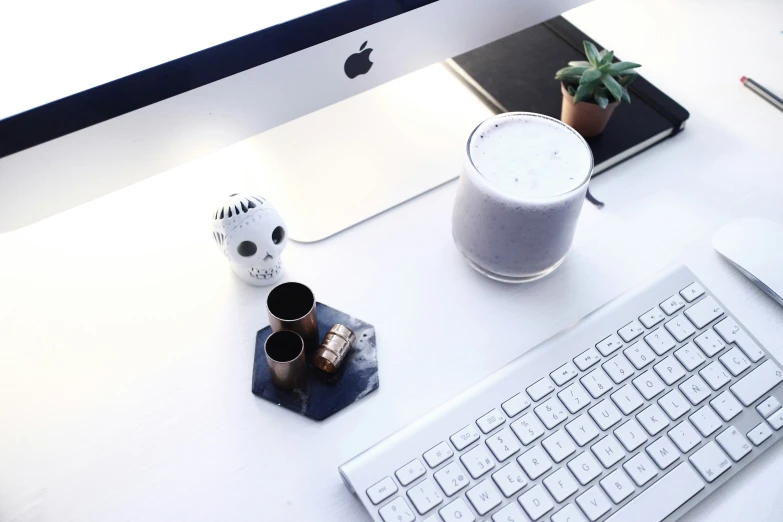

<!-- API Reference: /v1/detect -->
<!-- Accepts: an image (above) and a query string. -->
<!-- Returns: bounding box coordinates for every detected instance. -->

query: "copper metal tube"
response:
[267,282,319,351]
[264,330,307,390]
[313,324,356,373]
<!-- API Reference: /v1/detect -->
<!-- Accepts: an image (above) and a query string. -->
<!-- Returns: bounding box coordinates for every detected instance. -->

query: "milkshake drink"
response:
[452,112,593,283]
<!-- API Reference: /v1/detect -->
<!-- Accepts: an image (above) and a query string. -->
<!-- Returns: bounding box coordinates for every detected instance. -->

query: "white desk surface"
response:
[2,0,783,520]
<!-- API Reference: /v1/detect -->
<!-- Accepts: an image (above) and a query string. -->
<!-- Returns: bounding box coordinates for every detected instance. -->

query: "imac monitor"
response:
[0,0,591,238]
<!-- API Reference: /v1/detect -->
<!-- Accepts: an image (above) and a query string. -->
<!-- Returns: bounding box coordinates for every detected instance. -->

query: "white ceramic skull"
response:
[211,194,288,286]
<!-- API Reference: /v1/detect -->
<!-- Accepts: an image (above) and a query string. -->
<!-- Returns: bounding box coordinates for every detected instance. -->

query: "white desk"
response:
[2,0,782,520]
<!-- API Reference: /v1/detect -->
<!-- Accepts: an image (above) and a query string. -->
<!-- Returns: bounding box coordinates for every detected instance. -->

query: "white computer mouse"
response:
[713,217,783,306]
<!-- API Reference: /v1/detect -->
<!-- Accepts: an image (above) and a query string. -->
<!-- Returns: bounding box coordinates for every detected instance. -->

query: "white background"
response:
[0,0,342,119]
[1,0,783,521]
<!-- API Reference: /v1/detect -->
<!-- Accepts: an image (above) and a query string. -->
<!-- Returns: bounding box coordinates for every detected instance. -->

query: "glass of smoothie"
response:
[452,112,593,283]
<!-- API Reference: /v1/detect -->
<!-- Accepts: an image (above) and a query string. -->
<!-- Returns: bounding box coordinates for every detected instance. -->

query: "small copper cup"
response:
[267,282,319,351]
[314,324,356,373]
[264,330,307,390]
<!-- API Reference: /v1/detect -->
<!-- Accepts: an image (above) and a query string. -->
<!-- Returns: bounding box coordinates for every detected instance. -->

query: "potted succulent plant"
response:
[556,41,641,137]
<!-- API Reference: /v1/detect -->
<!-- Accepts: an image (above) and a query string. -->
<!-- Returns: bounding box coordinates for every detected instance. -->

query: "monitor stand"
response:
[239,63,494,243]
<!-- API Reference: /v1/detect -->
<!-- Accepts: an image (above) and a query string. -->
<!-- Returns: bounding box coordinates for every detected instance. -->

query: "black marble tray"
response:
[252,302,378,421]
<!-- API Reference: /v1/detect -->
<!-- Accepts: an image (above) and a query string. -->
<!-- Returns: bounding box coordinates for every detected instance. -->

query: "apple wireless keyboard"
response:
[339,265,783,522]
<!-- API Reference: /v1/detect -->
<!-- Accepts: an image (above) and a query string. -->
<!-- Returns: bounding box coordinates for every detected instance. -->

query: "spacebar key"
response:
[605,463,704,522]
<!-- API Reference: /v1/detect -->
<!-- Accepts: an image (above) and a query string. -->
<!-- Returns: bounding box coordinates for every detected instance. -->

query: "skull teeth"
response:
[249,263,281,280]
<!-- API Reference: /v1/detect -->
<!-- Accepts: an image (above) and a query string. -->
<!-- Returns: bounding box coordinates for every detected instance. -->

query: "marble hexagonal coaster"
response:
[252,302,379,421]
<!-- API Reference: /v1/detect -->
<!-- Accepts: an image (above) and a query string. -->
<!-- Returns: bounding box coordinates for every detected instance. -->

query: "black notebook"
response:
[450,17,690,175]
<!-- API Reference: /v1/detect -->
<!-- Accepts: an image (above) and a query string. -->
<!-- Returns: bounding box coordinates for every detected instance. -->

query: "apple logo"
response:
[344,41,373,79]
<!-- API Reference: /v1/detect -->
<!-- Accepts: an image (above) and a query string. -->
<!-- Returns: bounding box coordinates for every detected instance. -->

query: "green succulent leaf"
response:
[617,73,638,87]
[580,68,603,85]
[583,41,601,68]
[567,84,577,96]
[594,93,610,109]
[568,61,592,68]
[600,50,615,67]
[555,66,589,80]
[607,61,641,75]
[621,88,631,103]
[573,82,593,104]
[602,75,624,102]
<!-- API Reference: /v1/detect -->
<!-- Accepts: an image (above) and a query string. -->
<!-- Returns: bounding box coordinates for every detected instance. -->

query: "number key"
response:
[580,368,614,398]
[534,397,569,429]
[460,445,496,479]
[433,462,470,496]
[624,342,656,369]
[379,497,415,522]
[602,354,635,383]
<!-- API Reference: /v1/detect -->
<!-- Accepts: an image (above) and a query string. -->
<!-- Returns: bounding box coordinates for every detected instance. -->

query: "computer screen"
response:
[1,1,345,120]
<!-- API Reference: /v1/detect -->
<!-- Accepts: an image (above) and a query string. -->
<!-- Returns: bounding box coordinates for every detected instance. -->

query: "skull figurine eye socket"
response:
[272,226,286,245]
[237,241,258,257]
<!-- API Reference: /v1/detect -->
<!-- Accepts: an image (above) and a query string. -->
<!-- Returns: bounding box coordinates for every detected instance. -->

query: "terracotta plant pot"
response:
[560,83,619,138]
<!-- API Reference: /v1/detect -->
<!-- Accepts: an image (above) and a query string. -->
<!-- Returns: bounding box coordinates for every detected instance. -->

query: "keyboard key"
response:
[679,375,711,405]
[602,463,704,522]
[502,393,531,418]
[689,406,722,437]
[491,461,528,497]
[588,400,623,430]
[680,282,705,302]
[558,383,592,414]
[658,389,691,420]
[395,459,426,486]
[710,391,743,421]
[565,415,601,446]
[543,468,579,502]
[615,419,648,451]
[611,385,645,415]
[574,348,602,371]
[450,424,481,451]
[568,451,603,485]
[461,445,496,479]
[646,437,680,469]
[542,429,576,463]
[439,498,475,522]
[534,397,569,429]
[576,486,612,521]
[596,333,625,356]
[552,504,589,522]
[632,370,666,400]
[492,502,527,522]
[644,328,677,356]
[581,368,614,398]
[636,404,670,436]
[715,317,765,362]
[716,426,752,462]
[527,377,556,401]
[674,342,706,371]
[486,427,521,462]
[756,396,781,418]
[689,441,731,482]
[551,361,580,385]
[591,435,626,468]
[623,453,658,486]
[699,361,732,390]
[654,356,686,385]
[767,409,783,430]
[423,442,454,468]
[517,445,552,480]
[668,422,701,453]
[603,354,635,384]
[477,408,506,434]
[660,294,685,315]
[639,306,666,328]
[366,477,398,505]
[665,315,697,342]
[511,413,546,445]
[719,347,751,376]
[730,360,783,406]
[434,462,470,496]
[684,296,724,328]
[519,484,555,520]
[624,343,656,370]
[379,497,416,522]
[407,479,444,515]
[600,469,635,503]
[466,480,503,515]
[618,320,645,342]
[747,422,773,446]
[694,329,727,357]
